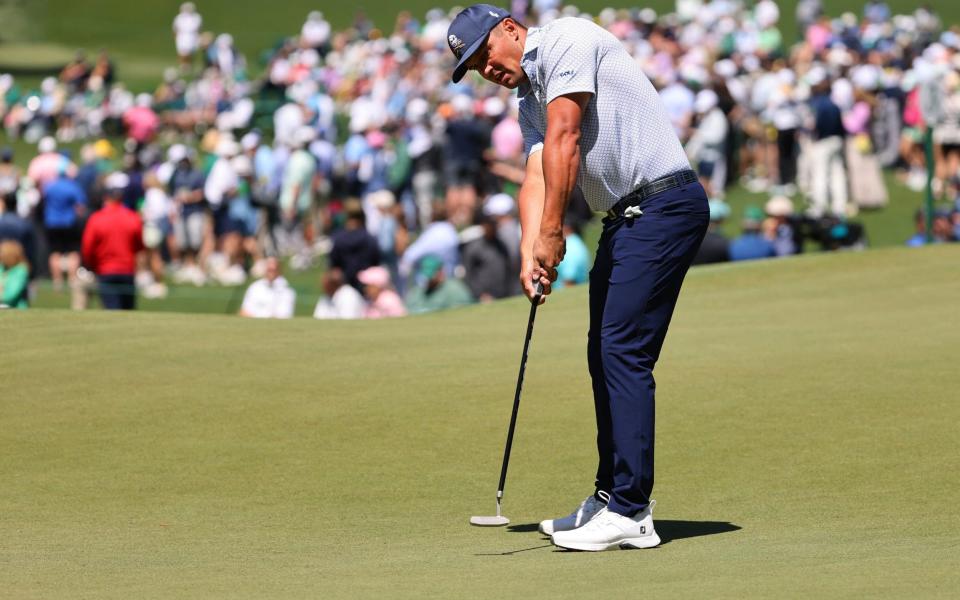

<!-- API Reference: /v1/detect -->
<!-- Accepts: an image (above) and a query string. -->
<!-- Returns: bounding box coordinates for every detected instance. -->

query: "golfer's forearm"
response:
[541,126,580,235]
[518,151,545,254]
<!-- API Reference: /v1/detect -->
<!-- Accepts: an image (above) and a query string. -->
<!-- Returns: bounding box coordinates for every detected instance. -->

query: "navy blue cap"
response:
[447,4,511,83]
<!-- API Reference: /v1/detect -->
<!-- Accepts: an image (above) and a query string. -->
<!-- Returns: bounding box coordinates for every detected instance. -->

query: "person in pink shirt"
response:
[357,266,406,319]
[123,94,160,144]
[27,137,75,190]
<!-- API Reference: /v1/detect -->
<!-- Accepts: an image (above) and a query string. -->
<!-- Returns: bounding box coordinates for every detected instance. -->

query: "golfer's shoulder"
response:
[539,17,609,56]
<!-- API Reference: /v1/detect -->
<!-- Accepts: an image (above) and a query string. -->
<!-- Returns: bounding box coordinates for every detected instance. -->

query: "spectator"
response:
[366,189,407,289]
[730,206,776,261]
[0,240,29,309]
[123,94,160,145]
[313,267,365,319]
[399,205,459,285]
[140,172,173,297]
[81,172,143,310]
[0,147,20,203]
[300,11,331,54]
[173,2,202,70]
[807,71,849,218]
[686,89,729,198]
[358,265,406,319]
[329,199,380,292]
[554,221,590,290]
[462,212,513,302]
[239,256,295,318]
[693,199,732,265]
[763,195,799,257]
[405,254,474,314]
[278,126,317,237]
[27,137,75,190]
[0,192,36,274]
[42,168,87,291]
[168,146,206,285]
[483,193,522,295]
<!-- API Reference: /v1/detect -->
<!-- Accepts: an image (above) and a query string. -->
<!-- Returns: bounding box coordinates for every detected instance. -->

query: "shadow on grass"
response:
[506,519,741,544]
[655,520,741,545]
[475,543,554,556]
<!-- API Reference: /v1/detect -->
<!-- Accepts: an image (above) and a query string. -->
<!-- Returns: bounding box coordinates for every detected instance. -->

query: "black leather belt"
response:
[606,169,699,219]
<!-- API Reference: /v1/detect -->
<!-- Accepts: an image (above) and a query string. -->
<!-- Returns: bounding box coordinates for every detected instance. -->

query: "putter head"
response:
[470,515,510,527]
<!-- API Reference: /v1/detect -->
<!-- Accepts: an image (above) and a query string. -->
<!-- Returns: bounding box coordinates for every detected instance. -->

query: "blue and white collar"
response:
[517,26,542,99]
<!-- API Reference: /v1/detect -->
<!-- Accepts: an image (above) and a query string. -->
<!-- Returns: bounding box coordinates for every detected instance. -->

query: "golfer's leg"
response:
[601,207,708,517]
[588,226,615,495]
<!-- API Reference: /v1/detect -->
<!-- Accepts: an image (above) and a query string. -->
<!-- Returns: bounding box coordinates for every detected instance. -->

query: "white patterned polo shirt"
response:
[518,18,690,212]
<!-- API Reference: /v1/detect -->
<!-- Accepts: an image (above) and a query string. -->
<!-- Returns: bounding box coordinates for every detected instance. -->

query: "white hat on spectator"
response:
[900,69,918,92]
[777,68,796,86]
[232,155,253,177]
[294,126,316,146]
[41,77,57,95]
[483,97,506,118]
[831,78,854,111]
[368,189,396,210]
[241,131,261,151]
[451,94,473,117]
[135,93,153,108]
[0,74,13,93]
[941,31,960,50]
[599,7,616,26]
[104,172,130,191]
[38,136,57,154]
[680,64,708,86]
[694,89,718,114]
[806,65,828,87]
[923,43,949,65]
[406,97,429,123]
[639,8,657,24]
[167,143,188,163]
[755,0,780,28]
[851,65,880,91]
[765,196,794,217]
[483,193,515,217]
[827,46,853,68]
[714,59,737,79]
[215,136,240,157]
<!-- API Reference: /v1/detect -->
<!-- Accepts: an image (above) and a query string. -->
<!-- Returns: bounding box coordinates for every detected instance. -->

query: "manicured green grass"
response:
[2,245,958,597]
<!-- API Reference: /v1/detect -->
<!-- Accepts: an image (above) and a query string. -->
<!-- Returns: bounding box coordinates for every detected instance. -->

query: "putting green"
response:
[2,245,958,597]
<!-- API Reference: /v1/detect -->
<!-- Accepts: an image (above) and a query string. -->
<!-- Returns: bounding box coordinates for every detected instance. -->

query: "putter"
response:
[470,282,544,527]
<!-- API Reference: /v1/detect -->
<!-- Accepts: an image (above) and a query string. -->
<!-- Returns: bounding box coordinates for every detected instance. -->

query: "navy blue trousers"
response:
[589,183,709,517]
[98,274,136,310]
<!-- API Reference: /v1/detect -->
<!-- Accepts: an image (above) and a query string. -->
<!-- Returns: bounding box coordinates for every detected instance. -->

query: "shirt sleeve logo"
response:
[557,69,575,78]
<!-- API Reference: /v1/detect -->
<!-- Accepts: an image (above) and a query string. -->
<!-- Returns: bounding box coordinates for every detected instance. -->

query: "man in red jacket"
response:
[81,172,144,310]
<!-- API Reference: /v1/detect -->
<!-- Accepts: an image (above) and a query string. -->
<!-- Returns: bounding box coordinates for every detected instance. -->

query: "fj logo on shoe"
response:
[640,526,646,534]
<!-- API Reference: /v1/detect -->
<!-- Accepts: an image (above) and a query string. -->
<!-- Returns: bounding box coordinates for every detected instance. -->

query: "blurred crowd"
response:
[2,0,960,313]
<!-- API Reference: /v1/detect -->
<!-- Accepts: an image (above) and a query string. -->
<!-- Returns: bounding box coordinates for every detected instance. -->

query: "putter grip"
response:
[533,281,544,304]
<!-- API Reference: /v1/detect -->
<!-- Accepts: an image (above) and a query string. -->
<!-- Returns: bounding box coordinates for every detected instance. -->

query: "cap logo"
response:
[449,34,466,58]
[489,10,499,17]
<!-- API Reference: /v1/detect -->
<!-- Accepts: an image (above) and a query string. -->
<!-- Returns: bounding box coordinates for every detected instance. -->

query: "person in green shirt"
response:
[404,254,474,315]
[0,240,29,309]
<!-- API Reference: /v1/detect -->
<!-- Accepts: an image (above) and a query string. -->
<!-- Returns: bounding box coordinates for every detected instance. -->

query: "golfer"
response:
[448,6,708,551]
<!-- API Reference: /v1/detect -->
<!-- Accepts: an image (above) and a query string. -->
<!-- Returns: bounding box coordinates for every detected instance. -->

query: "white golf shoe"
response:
[538,491,609,535]
[551,500,661,551]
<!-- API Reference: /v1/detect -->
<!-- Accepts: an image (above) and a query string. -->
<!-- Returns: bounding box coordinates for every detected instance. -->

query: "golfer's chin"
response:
[489,73,519,89]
